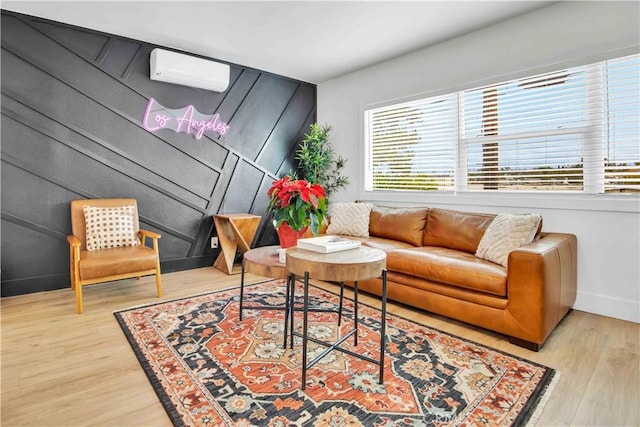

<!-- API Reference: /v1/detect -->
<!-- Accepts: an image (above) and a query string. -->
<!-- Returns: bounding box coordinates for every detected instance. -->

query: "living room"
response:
[2,1,639,426]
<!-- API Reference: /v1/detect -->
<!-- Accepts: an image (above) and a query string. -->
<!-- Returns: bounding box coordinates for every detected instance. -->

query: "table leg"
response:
[338,282,344,326]
[379,269,388,383]
[283,274,291,349]
[239,261,245,320]
[301,271,310,390]
[289,275,295,349]
[354,281,359,347]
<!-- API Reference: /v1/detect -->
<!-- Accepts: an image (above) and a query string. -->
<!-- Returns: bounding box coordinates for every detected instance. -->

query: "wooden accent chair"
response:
[67,199,162,314]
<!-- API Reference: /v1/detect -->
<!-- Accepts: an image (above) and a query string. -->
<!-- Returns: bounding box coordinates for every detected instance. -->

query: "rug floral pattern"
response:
[115,280,556,426]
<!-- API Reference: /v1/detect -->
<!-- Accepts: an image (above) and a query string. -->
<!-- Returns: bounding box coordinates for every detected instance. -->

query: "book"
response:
[296,235,362,254]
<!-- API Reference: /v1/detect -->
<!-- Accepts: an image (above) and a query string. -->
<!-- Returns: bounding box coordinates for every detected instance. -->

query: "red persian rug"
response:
[115,280,557,426]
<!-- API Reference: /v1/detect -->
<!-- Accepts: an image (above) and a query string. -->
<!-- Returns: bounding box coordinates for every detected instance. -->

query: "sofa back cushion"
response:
[369,206,429,246]
[423,208,495,253]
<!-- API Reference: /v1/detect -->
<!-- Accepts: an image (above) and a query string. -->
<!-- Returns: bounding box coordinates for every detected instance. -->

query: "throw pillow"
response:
[475,213,542,267]
[326,203,372,237]
[83,205,140,251]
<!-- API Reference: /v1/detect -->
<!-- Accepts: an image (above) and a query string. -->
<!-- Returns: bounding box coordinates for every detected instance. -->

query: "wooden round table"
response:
[286,246,386,281]
[285,246,388,390]
[240,246,291,327]
[242,245,288,280]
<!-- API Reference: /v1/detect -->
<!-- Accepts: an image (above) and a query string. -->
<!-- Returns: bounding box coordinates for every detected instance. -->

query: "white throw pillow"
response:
[83,205,140,251]
[475,213,542,267]
[326,203,373,237]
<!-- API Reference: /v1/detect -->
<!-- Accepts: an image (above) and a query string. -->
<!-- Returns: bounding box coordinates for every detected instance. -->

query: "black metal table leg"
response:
[239,261,245,320]
[283,273,291,348]
[354,281,359,346]
[289,275,295,349]
[301,271,310,390]
[379,269,387,383]
[338,282,344,326]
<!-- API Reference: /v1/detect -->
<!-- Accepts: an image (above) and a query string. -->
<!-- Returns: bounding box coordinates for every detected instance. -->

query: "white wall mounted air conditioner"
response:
[150,48,230,92]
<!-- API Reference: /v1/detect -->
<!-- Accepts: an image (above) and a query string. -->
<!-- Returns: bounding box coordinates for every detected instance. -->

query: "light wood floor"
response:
[2,267,638,426]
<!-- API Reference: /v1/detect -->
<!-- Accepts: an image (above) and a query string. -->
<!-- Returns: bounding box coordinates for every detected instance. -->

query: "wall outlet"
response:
[211,237,218,249]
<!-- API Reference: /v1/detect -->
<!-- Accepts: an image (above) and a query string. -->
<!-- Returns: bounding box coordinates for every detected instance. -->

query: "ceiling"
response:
[2,1,554,84]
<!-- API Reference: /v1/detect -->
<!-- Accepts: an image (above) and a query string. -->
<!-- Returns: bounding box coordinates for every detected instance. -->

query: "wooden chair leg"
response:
[76,282,83,314]
[155,262,163,298]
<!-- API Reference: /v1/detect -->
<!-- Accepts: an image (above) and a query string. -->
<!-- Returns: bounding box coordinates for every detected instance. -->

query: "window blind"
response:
[364,53,639,194]
[461,65,603,191]
[605,55,640,193]
[365,95,457,191]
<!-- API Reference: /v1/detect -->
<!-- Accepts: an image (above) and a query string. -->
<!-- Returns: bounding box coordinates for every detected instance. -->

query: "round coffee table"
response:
[240,245,288,318]
[286,246,388,390]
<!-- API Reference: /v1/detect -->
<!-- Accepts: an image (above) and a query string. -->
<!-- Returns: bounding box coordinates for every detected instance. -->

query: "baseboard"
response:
[1,273,70,297]
[574,291,639,323]
[160,256,215,273]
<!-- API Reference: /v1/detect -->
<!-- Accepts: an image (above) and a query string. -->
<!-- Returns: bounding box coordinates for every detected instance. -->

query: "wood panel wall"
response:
[0,11,316,296]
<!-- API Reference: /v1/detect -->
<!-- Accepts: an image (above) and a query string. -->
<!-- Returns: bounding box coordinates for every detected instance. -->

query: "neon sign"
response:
[142,98,230,140]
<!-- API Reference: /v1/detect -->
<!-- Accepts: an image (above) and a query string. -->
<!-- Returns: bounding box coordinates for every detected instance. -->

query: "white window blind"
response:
[605,55,640,193]
[365,95,457,191]
[364,53,639,194]
[461,65,602,191]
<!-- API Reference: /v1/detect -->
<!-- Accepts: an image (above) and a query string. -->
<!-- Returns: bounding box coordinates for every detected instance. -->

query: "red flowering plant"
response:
[267,176,327,235]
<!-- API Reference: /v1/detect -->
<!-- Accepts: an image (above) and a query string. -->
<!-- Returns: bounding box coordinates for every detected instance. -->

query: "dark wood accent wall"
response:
[0,11,316,296]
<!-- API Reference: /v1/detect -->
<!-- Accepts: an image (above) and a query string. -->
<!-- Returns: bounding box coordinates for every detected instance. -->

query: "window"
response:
[365,54,639,194]
[365,95,457,192]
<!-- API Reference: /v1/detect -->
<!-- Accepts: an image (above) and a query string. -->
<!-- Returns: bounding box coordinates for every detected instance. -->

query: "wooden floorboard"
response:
[2,267,638,426]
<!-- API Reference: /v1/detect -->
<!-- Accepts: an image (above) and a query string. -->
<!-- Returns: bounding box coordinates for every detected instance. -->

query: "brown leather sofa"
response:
[340,205,577,351]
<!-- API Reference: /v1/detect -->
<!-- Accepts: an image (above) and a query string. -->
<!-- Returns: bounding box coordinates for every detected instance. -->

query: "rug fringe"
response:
[526,370,561,426]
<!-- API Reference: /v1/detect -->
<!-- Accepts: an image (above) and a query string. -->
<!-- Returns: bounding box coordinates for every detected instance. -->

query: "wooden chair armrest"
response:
[139,229,161,240]
[139,229,161,253]
[67,235,81,247]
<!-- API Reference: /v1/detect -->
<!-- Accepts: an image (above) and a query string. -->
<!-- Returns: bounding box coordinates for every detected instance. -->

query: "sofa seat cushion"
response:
[79,246,158,280]
[386,246,507,297]
[335,235,415,252]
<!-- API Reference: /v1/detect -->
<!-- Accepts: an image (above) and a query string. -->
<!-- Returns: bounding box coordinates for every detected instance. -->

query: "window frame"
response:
[360,55,639,213]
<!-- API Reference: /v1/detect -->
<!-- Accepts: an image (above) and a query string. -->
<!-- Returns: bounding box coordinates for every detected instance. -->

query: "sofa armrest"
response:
[506,232,577,343]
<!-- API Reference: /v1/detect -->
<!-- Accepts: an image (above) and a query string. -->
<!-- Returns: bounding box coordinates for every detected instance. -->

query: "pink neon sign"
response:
[142,98,230,139]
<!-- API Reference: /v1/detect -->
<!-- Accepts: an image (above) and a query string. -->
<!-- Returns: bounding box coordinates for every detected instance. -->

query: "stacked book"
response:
[296,235,361,253]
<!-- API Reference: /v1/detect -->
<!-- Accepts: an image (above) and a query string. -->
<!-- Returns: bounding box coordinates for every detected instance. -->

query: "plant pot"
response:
[276,222,308,249]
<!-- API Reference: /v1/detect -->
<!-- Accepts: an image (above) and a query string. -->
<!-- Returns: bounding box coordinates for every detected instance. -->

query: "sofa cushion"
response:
[386,246,507,297]
[423,208,495,253]
[326,202,373,237]
[369,206,429,246]
[476,213,542,267]
[358,236,416,252]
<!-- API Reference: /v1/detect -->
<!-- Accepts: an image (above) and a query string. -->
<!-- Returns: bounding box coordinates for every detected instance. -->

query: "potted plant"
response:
[295,123,348,197]
[267,176,327,248]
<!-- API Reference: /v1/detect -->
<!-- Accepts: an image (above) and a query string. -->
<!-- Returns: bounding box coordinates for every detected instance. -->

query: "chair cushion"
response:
[79,246,158,280]
[83,205,140,251]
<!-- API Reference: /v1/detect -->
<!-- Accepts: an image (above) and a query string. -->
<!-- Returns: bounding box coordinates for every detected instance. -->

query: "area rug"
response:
[115,280,557,426]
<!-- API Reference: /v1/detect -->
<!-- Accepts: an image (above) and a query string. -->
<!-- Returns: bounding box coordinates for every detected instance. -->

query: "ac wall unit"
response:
[150,48,230,92]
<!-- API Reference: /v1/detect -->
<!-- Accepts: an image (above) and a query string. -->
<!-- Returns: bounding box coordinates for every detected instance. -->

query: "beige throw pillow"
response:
[83,205,140,251]
[326,203,372,238]
[475,213,542,267]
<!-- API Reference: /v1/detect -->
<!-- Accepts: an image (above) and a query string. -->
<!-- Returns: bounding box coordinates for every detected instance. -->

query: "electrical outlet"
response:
[211,237,218,249]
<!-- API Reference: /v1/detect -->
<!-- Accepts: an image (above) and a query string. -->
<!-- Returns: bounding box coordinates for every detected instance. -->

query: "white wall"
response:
[318,1,640,323]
